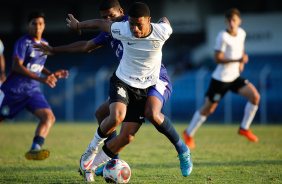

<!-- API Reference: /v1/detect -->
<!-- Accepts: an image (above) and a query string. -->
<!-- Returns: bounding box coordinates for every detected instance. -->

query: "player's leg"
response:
[80,74,129,171]
[83,121,141,181]
[25,93,54,160]
[236,81,260,142]
[94,100,119,159]
[184,78,225,148]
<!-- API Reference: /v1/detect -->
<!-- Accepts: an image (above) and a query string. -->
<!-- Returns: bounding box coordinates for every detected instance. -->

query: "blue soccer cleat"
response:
[178,148,193,177]
[95,165,105,176]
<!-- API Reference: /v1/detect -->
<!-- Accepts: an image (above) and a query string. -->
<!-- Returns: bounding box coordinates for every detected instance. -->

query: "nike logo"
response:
[139,116,144,119]
[127,42,136,45]
[83,158,94,170]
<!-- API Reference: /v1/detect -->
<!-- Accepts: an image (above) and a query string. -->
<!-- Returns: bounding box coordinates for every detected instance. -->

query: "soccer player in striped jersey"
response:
[34,0,192,179]
[183,8,260,149]
[0,11,69,160]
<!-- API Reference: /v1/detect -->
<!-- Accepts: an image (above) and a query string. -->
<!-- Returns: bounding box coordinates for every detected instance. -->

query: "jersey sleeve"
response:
[0,40,4,55]
[110,22,127,40]
[13,39,27,60]
[214,31,226,53]
[93,31,108,45]
[157,22,173,40]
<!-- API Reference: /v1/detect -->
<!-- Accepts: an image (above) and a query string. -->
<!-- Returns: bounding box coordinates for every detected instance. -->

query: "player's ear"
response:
[147,17,151,23]
[119,8,124,15]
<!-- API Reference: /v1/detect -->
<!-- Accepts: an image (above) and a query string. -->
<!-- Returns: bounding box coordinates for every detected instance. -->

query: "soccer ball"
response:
[103,159,131,183]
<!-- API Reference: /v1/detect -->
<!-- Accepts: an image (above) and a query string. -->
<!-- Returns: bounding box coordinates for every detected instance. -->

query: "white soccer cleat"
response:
[80,145,98,171]
[84,170,95,182]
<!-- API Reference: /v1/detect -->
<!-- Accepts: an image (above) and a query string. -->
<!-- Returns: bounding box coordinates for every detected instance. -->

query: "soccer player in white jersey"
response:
[33,0,190,178]
[183,8,260,149]
[66,2,192,181]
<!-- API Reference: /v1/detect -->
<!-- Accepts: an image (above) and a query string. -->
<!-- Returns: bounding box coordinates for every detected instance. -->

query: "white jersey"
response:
[212,27,246,82]
[111,21,172,89]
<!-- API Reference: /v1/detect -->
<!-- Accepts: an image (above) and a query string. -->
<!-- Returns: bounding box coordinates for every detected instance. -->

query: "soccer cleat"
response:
[25,149,50,160]
[79,167,95,181]
[178,149,193,177]
[238,128,259,142]
[183,131,195,149]
[80,145,98,171]
[95,165,105,177]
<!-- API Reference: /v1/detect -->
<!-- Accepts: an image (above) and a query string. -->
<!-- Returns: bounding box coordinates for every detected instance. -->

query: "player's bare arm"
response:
[214,51,245,64]
[67,14,112,33]
[0,53,6,83]
[13,59,57,88]
[42,67,68,80]
[33,40,101,57]
[157,17,170,25]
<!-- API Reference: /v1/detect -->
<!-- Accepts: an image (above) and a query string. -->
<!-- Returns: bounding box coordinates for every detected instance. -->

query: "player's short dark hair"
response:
[128,2,150,18]
[99,0,121,11]
[225,8,240,19]
[28,11,45,23]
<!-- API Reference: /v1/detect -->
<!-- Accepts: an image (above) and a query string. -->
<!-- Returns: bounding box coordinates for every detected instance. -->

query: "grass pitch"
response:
[0,122,281,183]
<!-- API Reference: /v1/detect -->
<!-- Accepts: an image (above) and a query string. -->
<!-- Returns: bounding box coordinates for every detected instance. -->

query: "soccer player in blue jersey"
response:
[0,11,69,160]
[34,0,192,179]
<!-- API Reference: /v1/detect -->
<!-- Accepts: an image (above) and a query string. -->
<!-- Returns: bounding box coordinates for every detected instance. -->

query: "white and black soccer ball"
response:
[103,159,131,183]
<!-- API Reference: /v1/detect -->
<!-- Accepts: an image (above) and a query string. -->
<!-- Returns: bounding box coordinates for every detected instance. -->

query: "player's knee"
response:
[119,133,134,145]
[253,92,260,105]
[109,114,125,126]
[144,109,160,124]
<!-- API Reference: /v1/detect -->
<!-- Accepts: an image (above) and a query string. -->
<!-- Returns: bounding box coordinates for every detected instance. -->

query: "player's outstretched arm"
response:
[13,59,57,88]
[66,14,111,33]
[33,40,101,57]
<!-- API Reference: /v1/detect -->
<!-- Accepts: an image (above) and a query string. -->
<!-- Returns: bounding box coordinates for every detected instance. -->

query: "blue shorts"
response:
[0,91,51,119]
[148,72,172,107]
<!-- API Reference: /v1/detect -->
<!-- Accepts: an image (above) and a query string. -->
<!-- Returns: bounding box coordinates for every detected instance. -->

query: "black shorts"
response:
[109,73,149,123]
[205,77,249,102]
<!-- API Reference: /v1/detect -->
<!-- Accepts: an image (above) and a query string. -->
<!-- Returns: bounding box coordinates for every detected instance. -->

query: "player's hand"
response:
[53,70,69,79]
[241,54,248,64]
[40,74,57,88]
[239,62,245,73]
[66,14,81,35]
[33,41,54,57]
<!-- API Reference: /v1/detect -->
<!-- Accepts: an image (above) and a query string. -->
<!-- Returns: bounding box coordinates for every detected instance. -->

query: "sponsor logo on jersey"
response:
[27,63,44,73]
[117,87,126,98]
[129,75,154,83]
[112,29,121,35]
[127,42,136,45]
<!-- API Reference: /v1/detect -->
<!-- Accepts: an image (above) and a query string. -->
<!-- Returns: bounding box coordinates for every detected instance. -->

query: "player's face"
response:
[225,14,241,35]
[28,17,45,40]
[128,16,151,38]
[100,8,124,22]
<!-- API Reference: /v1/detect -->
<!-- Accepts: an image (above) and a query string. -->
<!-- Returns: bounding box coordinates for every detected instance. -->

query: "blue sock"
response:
[31,135,45,150]
[104,130,119,159]
[155,117,188,154]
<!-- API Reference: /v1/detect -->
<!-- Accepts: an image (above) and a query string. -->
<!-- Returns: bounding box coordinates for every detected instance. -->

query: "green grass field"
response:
[0,122,281,183]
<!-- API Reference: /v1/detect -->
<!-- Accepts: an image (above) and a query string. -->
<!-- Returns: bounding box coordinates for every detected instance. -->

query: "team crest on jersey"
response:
[117,87,126,98]
[152,41,160,50]
[1,105,10,116]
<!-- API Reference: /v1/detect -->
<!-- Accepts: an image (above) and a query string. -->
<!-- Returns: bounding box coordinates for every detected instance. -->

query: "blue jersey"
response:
[1,34,48,95]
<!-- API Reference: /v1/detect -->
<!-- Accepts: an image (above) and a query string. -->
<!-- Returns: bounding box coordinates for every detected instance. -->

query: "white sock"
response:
[90,149,111,171]
[89,129,107,150]
[186,111,207,137]
[241,101,258,130]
